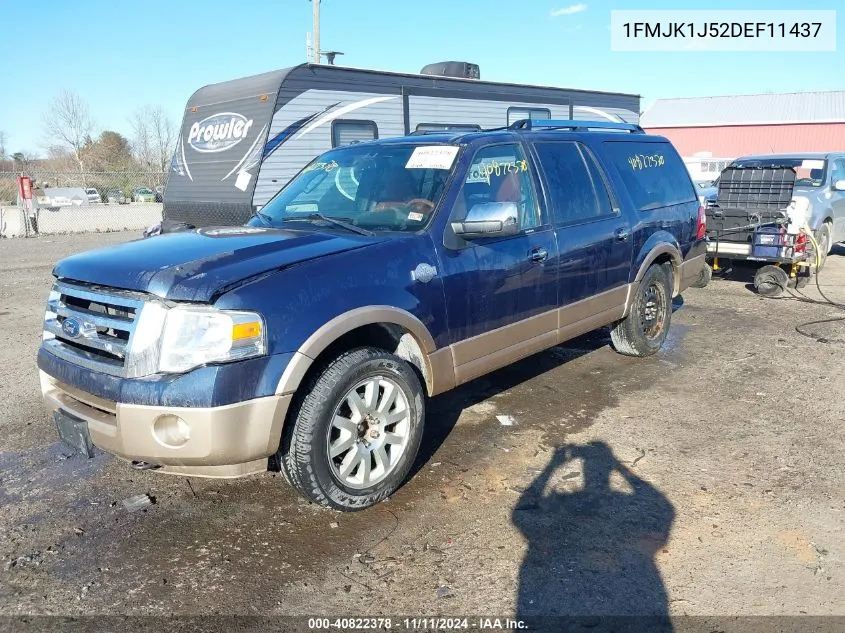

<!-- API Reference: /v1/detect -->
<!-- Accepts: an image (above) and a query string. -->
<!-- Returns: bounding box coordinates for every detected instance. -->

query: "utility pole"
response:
[312,0,321,63]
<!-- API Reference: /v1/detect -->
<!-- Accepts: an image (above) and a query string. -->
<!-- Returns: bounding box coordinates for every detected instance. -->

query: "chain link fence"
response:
[0,171,166,237]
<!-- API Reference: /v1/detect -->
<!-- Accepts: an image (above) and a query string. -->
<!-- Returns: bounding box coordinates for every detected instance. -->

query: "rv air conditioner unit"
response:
[420,61,480,79]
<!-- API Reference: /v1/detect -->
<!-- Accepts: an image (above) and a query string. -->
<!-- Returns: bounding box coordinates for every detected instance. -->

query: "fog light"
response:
[152,414,190,448]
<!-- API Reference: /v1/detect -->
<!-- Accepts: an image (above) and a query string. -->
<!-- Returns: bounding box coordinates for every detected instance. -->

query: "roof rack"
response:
[407,129,469,136]
[408,127,482,136]
[509,119,645,133]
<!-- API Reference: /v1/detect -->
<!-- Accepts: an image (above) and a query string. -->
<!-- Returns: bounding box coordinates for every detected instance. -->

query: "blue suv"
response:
[38,120,705,510]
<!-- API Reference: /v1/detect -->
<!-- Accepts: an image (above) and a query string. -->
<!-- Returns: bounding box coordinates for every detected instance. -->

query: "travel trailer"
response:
[163,61,641,230]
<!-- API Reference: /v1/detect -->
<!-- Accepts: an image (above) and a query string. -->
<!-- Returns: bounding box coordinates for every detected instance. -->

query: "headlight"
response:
[158,306,266,373]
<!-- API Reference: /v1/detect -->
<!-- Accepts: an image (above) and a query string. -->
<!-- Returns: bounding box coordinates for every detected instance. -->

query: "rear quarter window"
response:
[603,140,696,211]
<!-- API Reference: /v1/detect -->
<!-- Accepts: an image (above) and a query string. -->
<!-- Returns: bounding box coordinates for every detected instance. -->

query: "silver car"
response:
[106,189,127,204]
[708,152,845,265]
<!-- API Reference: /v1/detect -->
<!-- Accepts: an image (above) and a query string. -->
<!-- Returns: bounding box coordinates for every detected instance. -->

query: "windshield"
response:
[137,188,153,194]
[731,157,828,187]
[258,143,459,232]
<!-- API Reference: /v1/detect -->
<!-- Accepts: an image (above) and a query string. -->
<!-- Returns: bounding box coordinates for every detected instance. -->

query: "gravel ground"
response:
[1,232,844,628]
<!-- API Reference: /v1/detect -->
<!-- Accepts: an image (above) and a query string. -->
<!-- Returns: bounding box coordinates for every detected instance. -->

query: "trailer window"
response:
[332,120,378,147]
[507,107,551,126]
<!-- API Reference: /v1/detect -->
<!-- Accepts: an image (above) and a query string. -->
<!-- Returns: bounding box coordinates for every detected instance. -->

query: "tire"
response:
[690,262,712,288]
[754,265,788,297]
[610,264,672,357]
[816,222,832,270]
[279,347,425,511]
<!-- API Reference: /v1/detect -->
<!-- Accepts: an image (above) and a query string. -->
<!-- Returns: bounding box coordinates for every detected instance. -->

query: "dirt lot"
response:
[1,232,844,628]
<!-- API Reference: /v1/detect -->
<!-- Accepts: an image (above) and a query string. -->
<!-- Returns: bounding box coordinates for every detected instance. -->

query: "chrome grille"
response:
[42,282,165,378]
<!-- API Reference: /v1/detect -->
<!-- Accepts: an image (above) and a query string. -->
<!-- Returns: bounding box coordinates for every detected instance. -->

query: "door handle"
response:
[530,247,548,262]
[615,227,630,241]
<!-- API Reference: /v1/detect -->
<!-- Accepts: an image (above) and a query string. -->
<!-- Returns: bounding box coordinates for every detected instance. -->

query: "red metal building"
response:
[640,91,845,158]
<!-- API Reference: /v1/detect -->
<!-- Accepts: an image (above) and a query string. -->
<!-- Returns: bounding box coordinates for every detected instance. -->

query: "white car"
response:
[40,187,88,207]
[85,188,101,204]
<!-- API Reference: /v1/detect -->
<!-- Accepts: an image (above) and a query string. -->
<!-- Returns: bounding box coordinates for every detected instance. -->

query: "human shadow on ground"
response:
[512,441,675,632]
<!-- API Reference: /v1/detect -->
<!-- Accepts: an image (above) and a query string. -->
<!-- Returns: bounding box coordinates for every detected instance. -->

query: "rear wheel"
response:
[279,347,425,511]
[610,264,672,357]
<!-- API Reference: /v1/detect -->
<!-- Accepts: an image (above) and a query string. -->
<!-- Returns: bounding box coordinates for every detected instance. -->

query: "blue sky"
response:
[1,0,842,155]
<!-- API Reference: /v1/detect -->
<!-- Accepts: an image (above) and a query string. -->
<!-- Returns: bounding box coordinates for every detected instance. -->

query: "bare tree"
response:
[130,105,176,183]
[42,90,94,181]
[85,131,137,172]
[0,130,8,160]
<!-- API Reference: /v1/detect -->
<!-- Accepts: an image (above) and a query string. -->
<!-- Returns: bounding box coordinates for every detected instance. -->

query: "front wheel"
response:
[610,264,672,357]
[815,222,832,270]
[280,347,425,511]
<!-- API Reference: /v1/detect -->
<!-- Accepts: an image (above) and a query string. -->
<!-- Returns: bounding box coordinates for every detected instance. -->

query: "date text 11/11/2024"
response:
[307,617,528,630]
[622,22,823,39]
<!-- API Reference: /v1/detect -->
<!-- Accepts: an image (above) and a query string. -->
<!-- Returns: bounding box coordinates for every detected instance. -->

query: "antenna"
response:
[311,0,320,63]
[305,31,312,62]
[308,0,343,65]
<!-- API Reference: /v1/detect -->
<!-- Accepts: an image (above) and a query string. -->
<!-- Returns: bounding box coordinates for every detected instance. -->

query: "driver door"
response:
[437,143,558,383]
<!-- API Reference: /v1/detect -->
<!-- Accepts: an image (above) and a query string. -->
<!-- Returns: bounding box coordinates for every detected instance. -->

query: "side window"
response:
[533,142,614,225]
[581,145,616,215]
[507,107,551,126]
[831,159,845,184]
[331,120,378,147]
[603,140,696,211]
[452,144,541,231]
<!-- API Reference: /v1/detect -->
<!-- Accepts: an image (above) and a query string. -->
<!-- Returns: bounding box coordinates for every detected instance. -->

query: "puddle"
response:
[1,442,108,504]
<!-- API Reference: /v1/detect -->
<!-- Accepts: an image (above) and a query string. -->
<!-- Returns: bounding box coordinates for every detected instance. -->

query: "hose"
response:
[793,228,845,344]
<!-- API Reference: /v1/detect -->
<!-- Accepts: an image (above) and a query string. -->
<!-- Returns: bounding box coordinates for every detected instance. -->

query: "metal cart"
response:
[703,165,818,297]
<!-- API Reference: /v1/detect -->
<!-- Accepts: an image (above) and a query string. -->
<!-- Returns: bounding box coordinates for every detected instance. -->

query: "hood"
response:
[53,226,385,302]
[792,185,823,198]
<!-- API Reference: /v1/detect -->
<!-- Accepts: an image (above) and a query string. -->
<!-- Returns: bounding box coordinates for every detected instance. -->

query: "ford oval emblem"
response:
[187,112,254,153]
[61,317,81,339]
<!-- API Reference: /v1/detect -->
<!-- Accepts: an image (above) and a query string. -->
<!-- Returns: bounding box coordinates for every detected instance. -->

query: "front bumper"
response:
[40,370,291,478]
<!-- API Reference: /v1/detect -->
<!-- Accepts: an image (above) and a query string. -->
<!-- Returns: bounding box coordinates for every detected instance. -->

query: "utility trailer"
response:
[161,61,640,231]
[702,164,818,296]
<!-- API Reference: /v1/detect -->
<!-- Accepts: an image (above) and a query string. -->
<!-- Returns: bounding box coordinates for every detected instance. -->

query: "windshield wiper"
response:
[251,210,274,225]
[285,212,374,236]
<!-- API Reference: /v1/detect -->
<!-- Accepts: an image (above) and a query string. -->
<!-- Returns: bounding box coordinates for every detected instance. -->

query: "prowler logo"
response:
[187,112,254,153]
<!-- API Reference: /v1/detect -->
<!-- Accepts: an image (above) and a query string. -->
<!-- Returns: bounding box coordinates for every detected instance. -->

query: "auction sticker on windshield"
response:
[406,146,459,170]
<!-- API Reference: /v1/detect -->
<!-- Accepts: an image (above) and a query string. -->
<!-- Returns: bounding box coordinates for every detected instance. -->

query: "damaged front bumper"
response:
[40,371,291,478]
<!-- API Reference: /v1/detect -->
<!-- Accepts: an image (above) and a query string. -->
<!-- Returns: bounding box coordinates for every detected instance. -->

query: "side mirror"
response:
[833,179,845,192]
[451,202,519,239]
